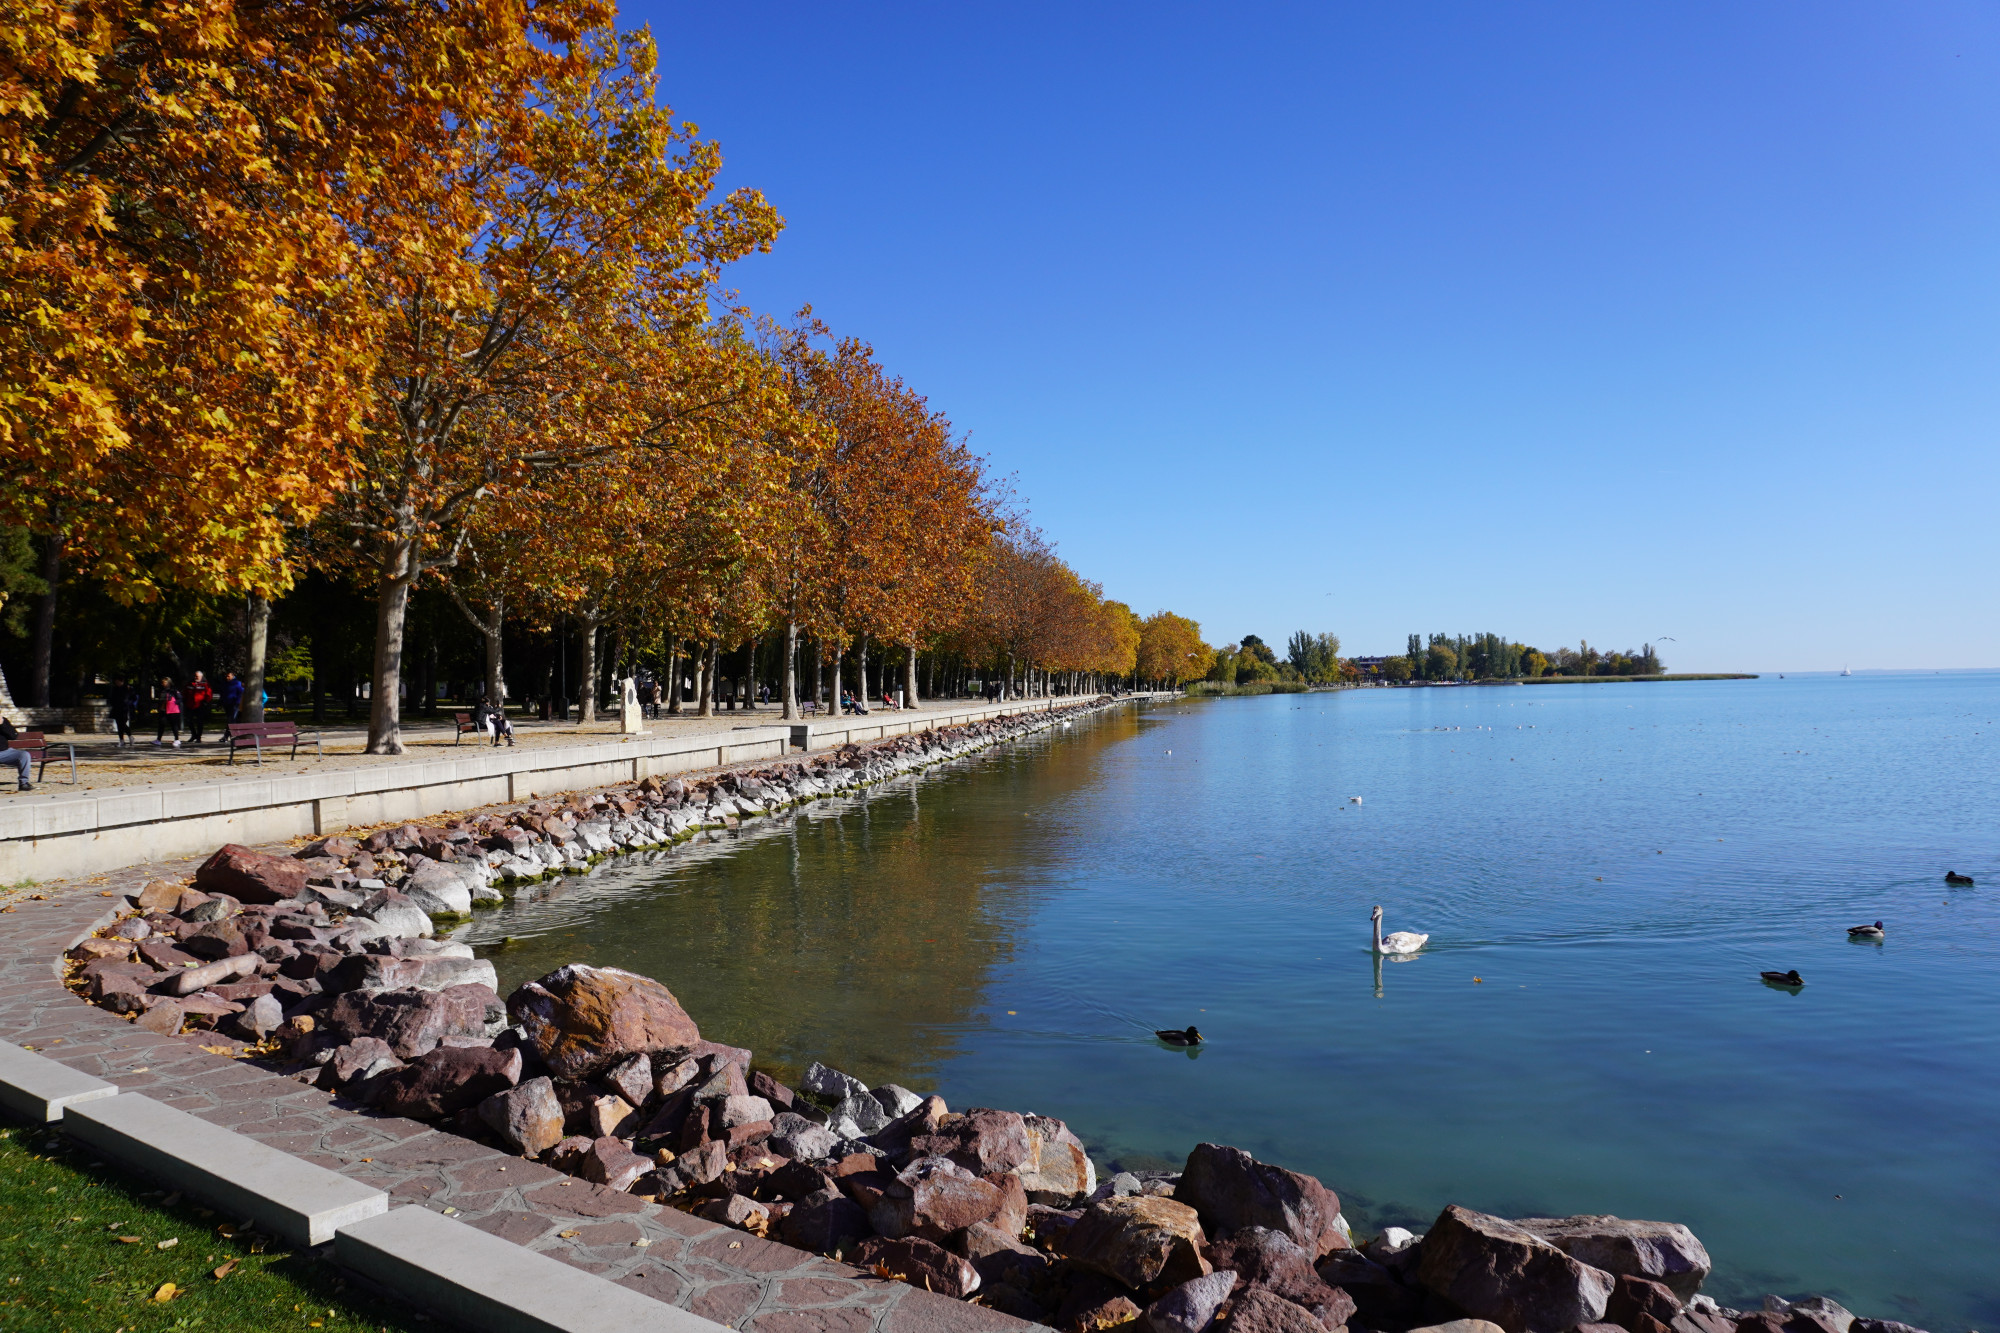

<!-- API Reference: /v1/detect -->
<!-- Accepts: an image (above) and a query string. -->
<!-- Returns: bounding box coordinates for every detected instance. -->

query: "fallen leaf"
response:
[152,1282,178,1302]
[156,1237,178,1249]
[212,1258,238,1280]
[117,1236,142,1244]
[216,1224,236,1238]
[558,1230,579,1239]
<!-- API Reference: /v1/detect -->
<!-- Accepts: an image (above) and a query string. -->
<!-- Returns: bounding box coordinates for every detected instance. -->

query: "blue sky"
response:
[634,3,1998,671]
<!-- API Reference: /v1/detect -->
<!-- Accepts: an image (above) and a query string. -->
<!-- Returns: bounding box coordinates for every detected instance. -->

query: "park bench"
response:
[11,730,77,785]
[453,712,481,744]
[224,720,323,765]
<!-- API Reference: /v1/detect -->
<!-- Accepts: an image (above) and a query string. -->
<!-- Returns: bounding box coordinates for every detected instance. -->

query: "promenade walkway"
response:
[0,853,1039,1333]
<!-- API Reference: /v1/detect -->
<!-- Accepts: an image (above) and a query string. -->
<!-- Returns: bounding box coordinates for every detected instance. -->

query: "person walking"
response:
[107,678,138,747]
[155,677,182,747]
[219,670,246,725]
[185,670,214,744]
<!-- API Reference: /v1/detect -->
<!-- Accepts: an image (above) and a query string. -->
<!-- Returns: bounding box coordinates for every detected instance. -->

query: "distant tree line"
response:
[1372,634,1665,682]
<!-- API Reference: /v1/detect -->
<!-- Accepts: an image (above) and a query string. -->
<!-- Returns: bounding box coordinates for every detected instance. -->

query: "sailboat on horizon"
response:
[1841,665,1853,677]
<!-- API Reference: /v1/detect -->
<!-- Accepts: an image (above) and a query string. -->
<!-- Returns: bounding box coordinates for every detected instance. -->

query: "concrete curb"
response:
[0,1037,119,1121]
[338,1205,721,1333]
[1,1041,732,1332]
[63,1091,389,1247]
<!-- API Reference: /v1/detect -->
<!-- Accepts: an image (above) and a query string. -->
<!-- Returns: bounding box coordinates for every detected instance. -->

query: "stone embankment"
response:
[55,698,1927,1333]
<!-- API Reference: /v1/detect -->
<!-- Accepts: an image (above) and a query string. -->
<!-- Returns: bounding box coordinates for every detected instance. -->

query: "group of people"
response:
[103,671,251,748]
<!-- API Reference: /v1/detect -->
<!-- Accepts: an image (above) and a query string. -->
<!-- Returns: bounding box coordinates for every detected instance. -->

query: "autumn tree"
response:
[329,29,785,751]
[1138,612,1210,688]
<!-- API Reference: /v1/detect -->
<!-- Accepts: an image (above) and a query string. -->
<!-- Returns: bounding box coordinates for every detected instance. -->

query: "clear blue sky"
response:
[633,2,1998,672]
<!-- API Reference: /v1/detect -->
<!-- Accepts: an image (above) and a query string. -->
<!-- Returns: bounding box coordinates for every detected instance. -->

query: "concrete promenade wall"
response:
[0,694,1164,885]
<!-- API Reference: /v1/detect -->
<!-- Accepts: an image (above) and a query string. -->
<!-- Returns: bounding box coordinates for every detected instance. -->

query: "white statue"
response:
[619,676,646,735]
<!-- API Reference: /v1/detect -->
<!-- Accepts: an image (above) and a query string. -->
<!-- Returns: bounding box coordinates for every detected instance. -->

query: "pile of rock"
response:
[58,695,1933,1333]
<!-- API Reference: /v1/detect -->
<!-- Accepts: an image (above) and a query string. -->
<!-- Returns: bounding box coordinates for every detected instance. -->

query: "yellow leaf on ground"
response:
[212,1258,238,1279]
[117,1236,142,1244]
[156,1237,178,1249]
[557,1230,578,1239]
[152,1282,178,1301]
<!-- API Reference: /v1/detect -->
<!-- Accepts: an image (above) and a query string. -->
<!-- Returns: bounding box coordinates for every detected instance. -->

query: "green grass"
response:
[0,1118,426,1333]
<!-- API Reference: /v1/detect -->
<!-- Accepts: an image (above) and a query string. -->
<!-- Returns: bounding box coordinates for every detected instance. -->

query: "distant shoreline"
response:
[1513,673,1756,683]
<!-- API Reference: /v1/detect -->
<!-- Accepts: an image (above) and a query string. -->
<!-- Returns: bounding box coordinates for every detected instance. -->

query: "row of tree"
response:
[1376,634,1667,681]
[2,0,1211,747]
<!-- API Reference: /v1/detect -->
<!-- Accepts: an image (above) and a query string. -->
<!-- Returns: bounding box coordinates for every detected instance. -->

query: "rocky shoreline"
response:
[59,698,1928,1333]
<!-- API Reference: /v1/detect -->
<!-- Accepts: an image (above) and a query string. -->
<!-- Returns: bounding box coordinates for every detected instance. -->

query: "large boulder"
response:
[370,1045,521,1120]
[1210,1226,1355,1330]
[906,1107,1033,1177]
[1510,1215,1711,1303]
[1229,1287,1328,1333]
[1146,1271,1238,1333]
[1416,1205,1614,1333]
[854,1236,981,1300]
[323,983,501,1058]
[1022,1113,1098,1202]
[868,1156,1008,1242]
[195,844,308,904]
[507,964,700,1079]
[769,1112,839,1162]
[401,857,478,917]
[1605,1274,1683,1332]
[781,1186,871,1254]
[1066,1195,1212,1293]
[1178,1143,1349,1257]
[324,953,498,996]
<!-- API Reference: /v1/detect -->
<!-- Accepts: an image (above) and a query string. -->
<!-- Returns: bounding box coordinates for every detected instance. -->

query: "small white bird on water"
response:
[1372,904,1429,956]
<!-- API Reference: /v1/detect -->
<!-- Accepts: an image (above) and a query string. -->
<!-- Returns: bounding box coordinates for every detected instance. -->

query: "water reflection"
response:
[460,707,1150,1091]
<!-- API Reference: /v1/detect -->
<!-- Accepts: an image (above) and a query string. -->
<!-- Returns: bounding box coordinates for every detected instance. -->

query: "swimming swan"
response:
[1371,905,1428,956]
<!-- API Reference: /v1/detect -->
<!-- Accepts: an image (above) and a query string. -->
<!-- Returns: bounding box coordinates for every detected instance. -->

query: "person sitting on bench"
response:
[473,696,515,746]
[0,719,33,791]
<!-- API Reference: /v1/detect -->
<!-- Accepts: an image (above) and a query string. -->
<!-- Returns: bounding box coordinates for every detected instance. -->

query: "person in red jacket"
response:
[185,670,215,744]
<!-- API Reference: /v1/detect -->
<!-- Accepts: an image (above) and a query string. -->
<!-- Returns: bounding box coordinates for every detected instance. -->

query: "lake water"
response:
[459,674,2000,1330]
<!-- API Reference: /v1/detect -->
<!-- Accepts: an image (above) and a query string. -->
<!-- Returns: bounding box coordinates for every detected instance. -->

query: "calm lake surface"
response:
[460,674,2000,1330]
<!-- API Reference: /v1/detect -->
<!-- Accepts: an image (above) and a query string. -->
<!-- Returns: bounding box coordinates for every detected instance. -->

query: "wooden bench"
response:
[7,730,76,785]
[225,720,322,765]
[453,712,480,744]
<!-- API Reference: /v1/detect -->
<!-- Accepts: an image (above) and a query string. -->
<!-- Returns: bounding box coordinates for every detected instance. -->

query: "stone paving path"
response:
[0,853,1038,1333]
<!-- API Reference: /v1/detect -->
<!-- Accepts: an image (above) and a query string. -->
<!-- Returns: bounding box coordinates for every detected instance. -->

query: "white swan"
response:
[1372,904,1428,956]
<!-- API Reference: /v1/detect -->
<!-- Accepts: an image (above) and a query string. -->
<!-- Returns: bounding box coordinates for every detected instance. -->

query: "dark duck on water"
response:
[1155,1027,1203,1046]
[1760,969,1804,987]
[1944,871,1974,886]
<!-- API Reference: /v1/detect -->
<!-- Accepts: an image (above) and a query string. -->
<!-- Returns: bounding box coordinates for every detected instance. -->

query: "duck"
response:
[1155,1027,1203,1046]
[1944,871,1975,886]
[1372,904,1429,956]
[1846,921,1884,939]
[1760,969,1804,987]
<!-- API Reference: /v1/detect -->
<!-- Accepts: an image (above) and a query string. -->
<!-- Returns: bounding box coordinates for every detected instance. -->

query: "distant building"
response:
[1350,657,1388,677]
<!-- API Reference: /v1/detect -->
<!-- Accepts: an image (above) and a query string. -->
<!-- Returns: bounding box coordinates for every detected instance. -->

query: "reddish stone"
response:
[1066,1195,1210,1294]
[1210,1227,1354,1329]
[602,1053,653,1108]
[1177,1143,1349,1258]
[574,1135,651,1191]
[750,1070,795,1110]
[479,1077,566,1157]
[181,919,249,960]
[870,1156,1007,1242]
[855,1236,981,1300]
[195,843,309,904]
[1226,1287,1324,1333]
[323,982,498,1058]
[906,1107,1032,1177]
[137,938,200,970]
[135,999,184,1035]
[369,1045,521,1120]
[507,964,701,1080]
[1607,1274,1684,1330]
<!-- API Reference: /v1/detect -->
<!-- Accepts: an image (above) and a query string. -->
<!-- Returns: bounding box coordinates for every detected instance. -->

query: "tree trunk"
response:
[829,633,843,715]
[904,639,919,708]
[29,531,60,708]
[813,639,824,711]
[244,595,270,722]
[782,621,800,720]
[666,636,682,714]
[366,562,414,754]
[857,635,869,706]
[577,610,599,723]
[697,639,718,718]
